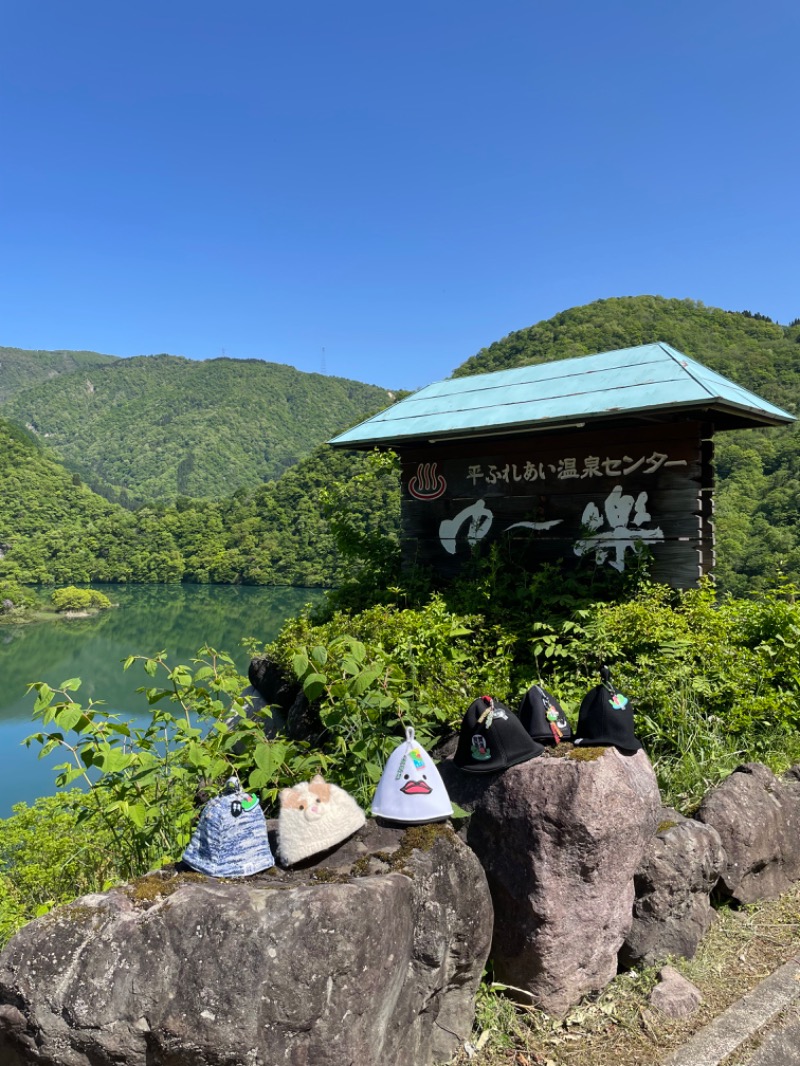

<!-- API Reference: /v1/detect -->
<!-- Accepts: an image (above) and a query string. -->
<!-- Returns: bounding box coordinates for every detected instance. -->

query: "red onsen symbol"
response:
[408,462,447,500]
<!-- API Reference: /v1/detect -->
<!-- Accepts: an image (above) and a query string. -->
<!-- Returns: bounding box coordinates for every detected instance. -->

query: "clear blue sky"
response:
[1,1,797,390]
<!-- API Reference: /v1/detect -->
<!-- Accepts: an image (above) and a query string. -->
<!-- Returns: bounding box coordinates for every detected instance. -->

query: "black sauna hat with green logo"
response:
[517,684,573,745]
[454,696,545,773]
[573,666,642,752]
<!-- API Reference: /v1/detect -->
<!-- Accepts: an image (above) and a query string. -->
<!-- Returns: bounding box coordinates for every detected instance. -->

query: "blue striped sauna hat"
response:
[183,777,275,878]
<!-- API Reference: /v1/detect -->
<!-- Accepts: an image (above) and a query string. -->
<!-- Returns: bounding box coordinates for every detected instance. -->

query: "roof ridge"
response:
[658,342,715,401]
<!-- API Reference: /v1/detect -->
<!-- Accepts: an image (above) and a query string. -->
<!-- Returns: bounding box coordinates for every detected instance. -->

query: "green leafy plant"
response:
[0,791,119,947]
[24,647,319,879]
[51,586,112,612]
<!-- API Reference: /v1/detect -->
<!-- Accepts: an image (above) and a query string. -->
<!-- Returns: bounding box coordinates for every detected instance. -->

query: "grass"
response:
[452,886,800,1066]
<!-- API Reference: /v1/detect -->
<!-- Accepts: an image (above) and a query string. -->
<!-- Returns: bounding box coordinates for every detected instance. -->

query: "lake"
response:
[0,584,324,817]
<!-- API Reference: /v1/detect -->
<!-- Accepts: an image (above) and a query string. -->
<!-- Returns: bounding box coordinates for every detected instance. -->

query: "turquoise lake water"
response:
[0,584,323,817]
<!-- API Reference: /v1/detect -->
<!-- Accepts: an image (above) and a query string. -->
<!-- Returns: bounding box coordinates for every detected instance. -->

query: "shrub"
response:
[51,586,112,612]
[0,580,36,611]
[0,791,117,947]
[526,579,800,809]
[25,648,321,880]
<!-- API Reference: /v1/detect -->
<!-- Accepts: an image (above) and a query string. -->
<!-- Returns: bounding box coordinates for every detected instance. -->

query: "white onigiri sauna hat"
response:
[372,727,453,824]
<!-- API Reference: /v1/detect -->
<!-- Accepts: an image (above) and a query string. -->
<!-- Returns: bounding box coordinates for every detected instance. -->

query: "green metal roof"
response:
[329,342,795,448]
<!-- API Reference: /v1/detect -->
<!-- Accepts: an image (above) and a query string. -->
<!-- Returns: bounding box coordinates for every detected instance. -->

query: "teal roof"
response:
[329,343,795,448]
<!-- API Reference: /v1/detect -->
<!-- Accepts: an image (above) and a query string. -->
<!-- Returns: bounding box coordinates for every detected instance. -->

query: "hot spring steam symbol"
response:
[408,463,447,500]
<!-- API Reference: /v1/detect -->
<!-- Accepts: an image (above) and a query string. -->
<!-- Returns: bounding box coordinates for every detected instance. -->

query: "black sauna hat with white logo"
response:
[454,696,544,773]
[573,666,642,752]
[516,684,573,745]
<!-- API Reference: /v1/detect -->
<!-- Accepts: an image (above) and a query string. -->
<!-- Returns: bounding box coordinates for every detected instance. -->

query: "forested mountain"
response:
[0,415,398,591]
[0,346,118,403]
[454,297,800,409]
[4,297,800,598]
[1,354,393,505]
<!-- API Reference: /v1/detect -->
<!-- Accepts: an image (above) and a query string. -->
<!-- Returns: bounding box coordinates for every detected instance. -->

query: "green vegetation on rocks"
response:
[51,587,112,612]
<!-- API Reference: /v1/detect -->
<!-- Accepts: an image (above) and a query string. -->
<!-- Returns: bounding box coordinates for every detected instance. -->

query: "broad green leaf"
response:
[303,673,326,701]
[187,744,210,769]
[310,645,328,667]
[34,685,55,714]
[125,804,148,829]
[350,666,383,696]
[54,705,84,732]
[94,749,133,773]
[254,741,286,775]
[248,768,271,789]
[348,640,366,663]
[57,767,86,786]
[292,653,309,678]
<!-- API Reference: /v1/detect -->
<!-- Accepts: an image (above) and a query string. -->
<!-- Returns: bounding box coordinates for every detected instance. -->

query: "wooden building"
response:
[329,343,795,588]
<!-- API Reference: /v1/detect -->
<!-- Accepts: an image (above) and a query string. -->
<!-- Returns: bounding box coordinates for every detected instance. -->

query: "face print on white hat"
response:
[372,727,453,824]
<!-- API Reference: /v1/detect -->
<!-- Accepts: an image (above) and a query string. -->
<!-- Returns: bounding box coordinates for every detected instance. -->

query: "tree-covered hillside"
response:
[5,297,800,597]
[1,354,393,504]
[0,415,398,591]
[0,347,118,403]
[454,297,800,410]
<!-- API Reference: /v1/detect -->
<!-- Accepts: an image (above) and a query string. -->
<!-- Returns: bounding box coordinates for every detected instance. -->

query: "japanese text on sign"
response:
[467,452,688,486]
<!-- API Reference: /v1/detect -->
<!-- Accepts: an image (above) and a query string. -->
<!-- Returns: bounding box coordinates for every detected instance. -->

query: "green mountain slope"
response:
[5,298,800,597]
[454,296,800,408]
[0,415,398,590]
[1,355,393,504]
[0,347,118,403]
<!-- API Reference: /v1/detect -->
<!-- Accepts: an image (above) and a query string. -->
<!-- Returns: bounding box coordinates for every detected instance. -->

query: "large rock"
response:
[247,655,324,744]
[0,822,492,1066]
[619,808,725,967]
[695,763,800,904]
[440,745,660,1015]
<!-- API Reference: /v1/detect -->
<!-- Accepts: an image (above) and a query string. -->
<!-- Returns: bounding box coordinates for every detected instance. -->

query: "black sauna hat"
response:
[454,696,545,773]
[573,666,642,752]
[517,684,573,745]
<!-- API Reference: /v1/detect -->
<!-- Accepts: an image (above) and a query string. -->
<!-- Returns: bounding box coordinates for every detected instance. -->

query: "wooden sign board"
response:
[396,421,714,589]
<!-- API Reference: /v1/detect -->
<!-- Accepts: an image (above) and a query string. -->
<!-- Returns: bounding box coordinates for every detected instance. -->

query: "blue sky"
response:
[1,1,798,390]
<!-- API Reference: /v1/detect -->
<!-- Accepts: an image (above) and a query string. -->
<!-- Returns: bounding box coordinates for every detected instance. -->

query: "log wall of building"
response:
[397,420,714,589]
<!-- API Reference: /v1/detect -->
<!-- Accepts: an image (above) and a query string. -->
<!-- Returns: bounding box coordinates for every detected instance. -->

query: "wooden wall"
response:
[397,420,714,589]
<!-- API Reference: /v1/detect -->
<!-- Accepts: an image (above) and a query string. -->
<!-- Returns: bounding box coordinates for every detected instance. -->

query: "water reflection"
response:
[0,584,323,815]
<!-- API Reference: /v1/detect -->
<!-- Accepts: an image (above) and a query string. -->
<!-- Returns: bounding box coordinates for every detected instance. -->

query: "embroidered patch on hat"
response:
[517,684,573,745]
[183,777,275,878]
[277,774,366,866]
[573,667,642,752]
[454,695,545,772]
[372,727,453,824]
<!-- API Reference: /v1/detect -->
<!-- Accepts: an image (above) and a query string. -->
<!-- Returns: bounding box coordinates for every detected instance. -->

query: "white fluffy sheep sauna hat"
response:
[372,727,453,824]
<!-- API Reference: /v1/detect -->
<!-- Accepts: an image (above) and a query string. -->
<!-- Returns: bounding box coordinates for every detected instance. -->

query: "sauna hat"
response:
[517,684,573,745]
[182,777,275,878]
[277,775,366,866]
[573,666,642,752]
[372,727,453,824]
[454,696,544,772]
